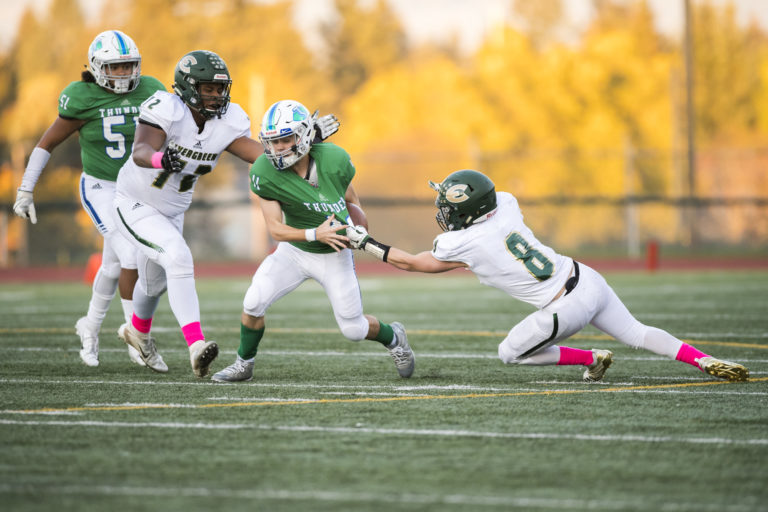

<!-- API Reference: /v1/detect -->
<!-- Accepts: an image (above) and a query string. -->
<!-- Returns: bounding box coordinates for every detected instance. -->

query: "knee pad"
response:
[338,315,369,342]
[243,281,271,317]
[498,311,556,364]
[138,255,167,298]
[161,238,194,280]
[99,245,121,280]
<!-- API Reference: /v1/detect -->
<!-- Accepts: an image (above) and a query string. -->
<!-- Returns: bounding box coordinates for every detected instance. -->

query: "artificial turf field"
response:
[1,270,767,512]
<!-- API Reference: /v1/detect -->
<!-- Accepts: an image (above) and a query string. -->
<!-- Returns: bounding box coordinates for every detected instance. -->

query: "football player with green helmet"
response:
[347,169,748,383]
[13,30,165,368]
[211,99,414,383]
[115,58,341,378]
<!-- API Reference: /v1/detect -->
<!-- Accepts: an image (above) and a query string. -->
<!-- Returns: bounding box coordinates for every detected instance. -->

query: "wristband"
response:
[151,151,164,169]
[362,238,391,262]
[305,229,317,242]
[19,147,52,191]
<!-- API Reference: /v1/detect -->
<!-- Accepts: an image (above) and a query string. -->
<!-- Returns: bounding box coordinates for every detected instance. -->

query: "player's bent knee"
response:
[162,241,195,280]
[339,316,368,341]
[243,287,268,318]
[498,341,523,364]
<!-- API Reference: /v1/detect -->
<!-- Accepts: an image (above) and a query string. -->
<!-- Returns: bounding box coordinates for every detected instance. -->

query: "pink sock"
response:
[557,346,595,366]
[131,314,152,334]
[675,343,709,370]
[181,322,204,346]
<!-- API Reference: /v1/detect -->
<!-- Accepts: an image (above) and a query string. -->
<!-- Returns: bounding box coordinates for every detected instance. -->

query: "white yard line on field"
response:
[1,419,767,448]
[0,482,754,511]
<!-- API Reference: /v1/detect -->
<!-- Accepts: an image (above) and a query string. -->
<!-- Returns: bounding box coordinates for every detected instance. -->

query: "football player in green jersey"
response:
[211,99,415,382]
[13,30,166,368]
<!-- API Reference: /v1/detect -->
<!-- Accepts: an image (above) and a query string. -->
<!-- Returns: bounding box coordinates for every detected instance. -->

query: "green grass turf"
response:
[1,270,767,512]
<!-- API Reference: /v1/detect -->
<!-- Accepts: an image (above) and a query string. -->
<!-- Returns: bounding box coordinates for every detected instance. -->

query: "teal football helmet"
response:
[428,170,497,231]
[172,50,232,119]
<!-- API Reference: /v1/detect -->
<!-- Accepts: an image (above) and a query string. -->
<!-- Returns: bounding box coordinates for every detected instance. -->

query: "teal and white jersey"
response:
[116,91,251,217]
[249,143,356,254]
[57,76,165,181]
[432,192,572,309]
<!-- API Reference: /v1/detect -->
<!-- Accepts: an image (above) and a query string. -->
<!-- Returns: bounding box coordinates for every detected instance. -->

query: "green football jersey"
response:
[249,143,356,254]
[57,76,166,181]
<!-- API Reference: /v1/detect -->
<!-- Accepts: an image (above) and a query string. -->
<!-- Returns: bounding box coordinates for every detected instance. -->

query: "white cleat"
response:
[583,349,613,382]
[121,324,168,373]
[211,356,255,383]
[189,339,219,378]
[118,323,146,367]
[75,317,99,367]
[388,322,415,378]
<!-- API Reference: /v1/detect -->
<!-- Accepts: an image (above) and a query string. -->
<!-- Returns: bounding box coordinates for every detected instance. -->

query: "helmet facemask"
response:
[195,80,232,119]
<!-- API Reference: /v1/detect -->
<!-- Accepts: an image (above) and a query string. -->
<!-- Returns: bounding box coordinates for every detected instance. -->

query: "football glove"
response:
[13,190,37,224]
[346,225,370,249]
[314,112,340,141]
[161,146,183,172]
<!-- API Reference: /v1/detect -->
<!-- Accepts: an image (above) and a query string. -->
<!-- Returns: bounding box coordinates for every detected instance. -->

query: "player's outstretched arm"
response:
[259,198,349,252]
[346,226,464,273]
[226,136,263,164]
[14,116,83,224]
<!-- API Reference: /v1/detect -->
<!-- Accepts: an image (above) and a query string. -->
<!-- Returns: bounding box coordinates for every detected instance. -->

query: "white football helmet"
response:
[259,100,317,170]
[88,30,141,94]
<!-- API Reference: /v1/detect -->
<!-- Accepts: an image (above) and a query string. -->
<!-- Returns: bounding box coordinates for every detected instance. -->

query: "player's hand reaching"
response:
[160,146,183,172]
[13,190,37,224]
[315,214,349,252]
[346,225,370,250]
[313,111,340,142]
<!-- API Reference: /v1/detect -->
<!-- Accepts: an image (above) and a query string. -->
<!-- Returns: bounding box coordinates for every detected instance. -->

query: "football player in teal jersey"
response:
[211,99,415,382]
[346,170,749,383]
[13,30,165,367]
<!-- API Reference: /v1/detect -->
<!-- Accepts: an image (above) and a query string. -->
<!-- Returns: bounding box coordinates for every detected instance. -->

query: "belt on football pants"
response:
[563,261,580,296]
[547,261,580,305]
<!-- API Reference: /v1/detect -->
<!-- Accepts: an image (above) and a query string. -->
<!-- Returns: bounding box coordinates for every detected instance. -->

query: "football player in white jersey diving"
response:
[210,99,414,383]
[346,169,748,383]
[114,52,339,377]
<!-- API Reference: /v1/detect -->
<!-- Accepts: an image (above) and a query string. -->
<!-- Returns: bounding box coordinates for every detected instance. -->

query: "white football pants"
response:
[114,195,200,328]
[79,174,138,332]
[498,263,682,364]
[243,242,369,341]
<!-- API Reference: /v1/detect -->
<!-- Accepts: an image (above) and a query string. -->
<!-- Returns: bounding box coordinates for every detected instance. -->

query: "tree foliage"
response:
[1,0,767,260]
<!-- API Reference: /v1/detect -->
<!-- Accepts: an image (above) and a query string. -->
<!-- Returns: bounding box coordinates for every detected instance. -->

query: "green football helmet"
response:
[428,170,497,231]
[172,50,232,119]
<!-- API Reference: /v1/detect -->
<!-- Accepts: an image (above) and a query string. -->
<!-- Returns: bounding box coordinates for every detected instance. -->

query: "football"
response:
[347,203,368,230]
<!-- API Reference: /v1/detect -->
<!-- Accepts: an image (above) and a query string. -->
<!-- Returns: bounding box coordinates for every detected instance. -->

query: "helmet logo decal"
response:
[444,184,470,203]
[292,106,308,121]
[113,31,128,55]
[178,54,198,74]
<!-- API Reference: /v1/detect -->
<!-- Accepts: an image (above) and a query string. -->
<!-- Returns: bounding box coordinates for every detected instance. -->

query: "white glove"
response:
[346,225,370,249]
[13,190,37,224]
[315,113,340,141]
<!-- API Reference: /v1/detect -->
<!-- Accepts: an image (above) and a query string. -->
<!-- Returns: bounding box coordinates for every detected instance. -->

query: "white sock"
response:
[85,268,118,333]
[120,298,133,324]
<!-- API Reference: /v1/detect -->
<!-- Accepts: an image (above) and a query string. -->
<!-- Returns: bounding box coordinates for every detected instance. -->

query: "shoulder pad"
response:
[140,91,185,126]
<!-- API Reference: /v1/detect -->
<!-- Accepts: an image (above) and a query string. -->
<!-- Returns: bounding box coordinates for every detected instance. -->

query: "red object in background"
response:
[646,240,659,272]
[84,252,101,285]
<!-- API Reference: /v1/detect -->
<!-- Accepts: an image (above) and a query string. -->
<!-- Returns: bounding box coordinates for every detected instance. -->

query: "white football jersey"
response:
[432,192,573,309]
[116,91,250,217]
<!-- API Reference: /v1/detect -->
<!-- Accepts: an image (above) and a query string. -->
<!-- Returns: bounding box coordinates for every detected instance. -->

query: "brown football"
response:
[347,203,368,230]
